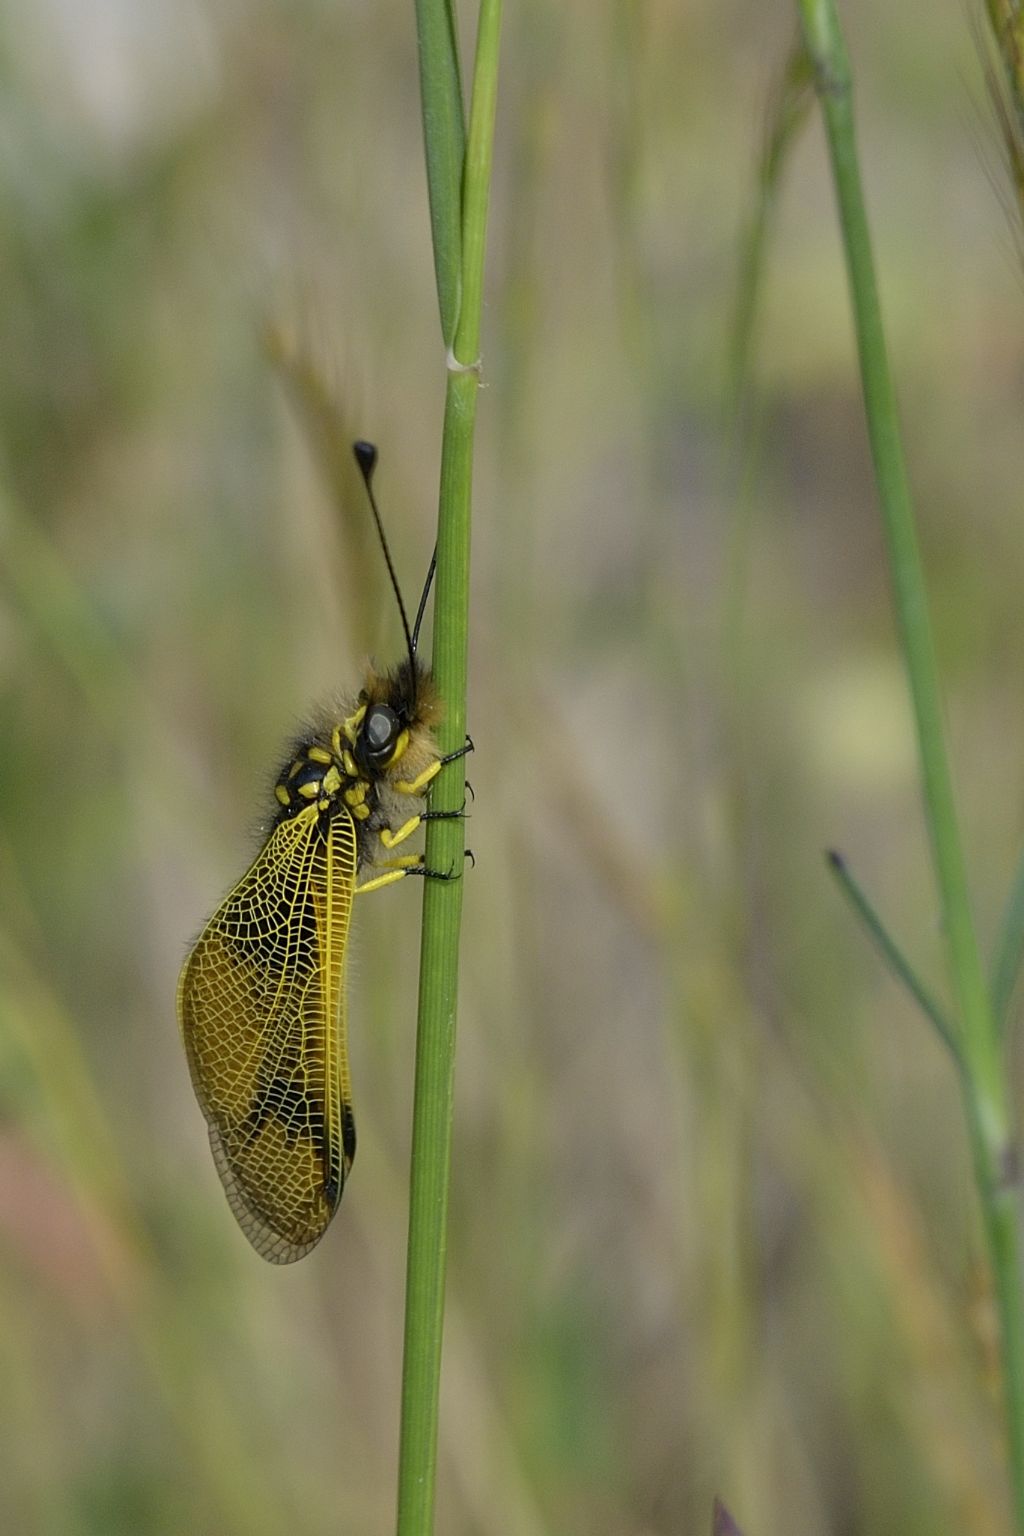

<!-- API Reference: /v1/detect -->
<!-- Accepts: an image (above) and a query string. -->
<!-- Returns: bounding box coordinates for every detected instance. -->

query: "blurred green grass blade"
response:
[414,0,467,344]
[990,845,1024,1030]
[826,851,960,1065]
[0,476,145,737]
[0,925,289,1536]
[797,0,1024,1524]
[968,3,1024,276]
[264,321,382,648]
[794,1,994,1086]
[727,39,813,425]
[985,1,1024,139]
[722,41,812,662]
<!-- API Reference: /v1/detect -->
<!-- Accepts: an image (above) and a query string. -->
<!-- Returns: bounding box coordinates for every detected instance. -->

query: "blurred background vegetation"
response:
[1,1,1022,1532]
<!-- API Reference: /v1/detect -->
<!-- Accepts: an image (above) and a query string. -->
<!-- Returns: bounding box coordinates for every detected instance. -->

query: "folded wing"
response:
[178,806,357,1262]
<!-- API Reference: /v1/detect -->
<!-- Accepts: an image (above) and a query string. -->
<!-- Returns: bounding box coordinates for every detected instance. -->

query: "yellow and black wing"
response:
[177,805,358,1263]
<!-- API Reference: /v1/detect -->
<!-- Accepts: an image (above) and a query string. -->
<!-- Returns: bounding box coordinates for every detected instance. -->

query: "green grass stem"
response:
[396,5,503,1535]
[414,0,466,345]
[825,851,960,1066]
[796,0,1024,1521]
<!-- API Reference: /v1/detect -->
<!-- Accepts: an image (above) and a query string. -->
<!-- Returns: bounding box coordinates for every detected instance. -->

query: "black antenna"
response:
[411,544,437,655]
[352,441,417,700]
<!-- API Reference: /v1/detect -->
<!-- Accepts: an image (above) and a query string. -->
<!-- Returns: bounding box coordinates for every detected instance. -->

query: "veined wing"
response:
[178,804,358,1263]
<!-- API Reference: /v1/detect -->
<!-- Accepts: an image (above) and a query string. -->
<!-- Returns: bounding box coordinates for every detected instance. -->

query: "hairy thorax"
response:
[271,660,443,870]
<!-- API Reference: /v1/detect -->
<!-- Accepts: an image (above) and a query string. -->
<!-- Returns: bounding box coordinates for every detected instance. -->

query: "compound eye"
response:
[361,704,400,766]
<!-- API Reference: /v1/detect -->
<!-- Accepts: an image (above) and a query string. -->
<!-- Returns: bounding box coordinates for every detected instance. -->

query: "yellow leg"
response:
[355,855,422,896]
[380,816,422,850]
[394,760,441,796]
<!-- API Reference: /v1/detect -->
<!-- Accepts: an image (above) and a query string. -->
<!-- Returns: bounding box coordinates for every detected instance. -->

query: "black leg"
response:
[439,734,474,768]
[406,848,475,881]
[422,801,468,822]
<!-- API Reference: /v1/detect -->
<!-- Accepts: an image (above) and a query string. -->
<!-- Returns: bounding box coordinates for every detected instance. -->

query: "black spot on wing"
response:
[341,1101,357,1164]
[245,1072,325,1151]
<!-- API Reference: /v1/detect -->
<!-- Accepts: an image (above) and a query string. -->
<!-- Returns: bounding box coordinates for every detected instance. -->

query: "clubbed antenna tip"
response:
[353,440,378,481]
